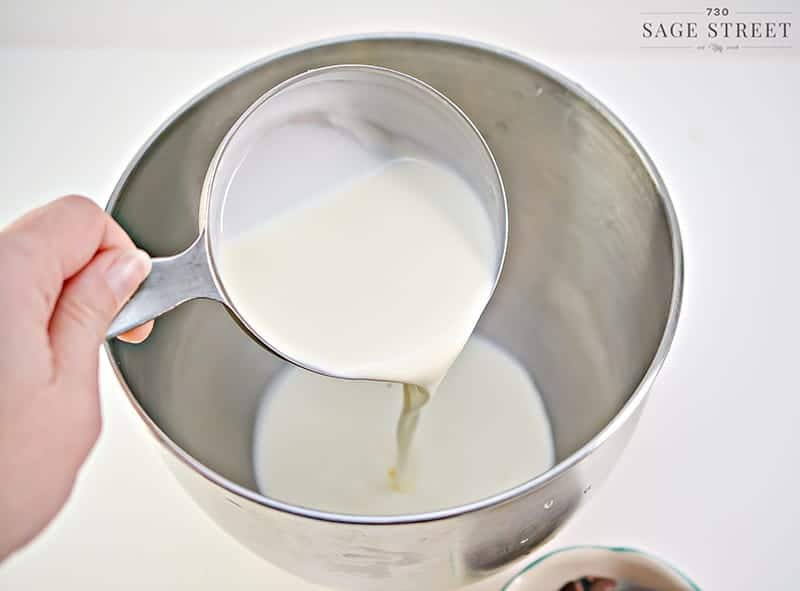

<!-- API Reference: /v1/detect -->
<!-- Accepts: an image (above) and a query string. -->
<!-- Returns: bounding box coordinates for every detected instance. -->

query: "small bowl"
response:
[502,546,700,591]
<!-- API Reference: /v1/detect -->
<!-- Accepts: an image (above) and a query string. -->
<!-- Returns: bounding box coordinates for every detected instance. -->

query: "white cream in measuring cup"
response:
[220,157,496,398]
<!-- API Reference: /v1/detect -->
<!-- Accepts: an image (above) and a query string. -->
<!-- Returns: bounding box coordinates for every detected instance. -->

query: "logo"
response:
[640,7,794,53]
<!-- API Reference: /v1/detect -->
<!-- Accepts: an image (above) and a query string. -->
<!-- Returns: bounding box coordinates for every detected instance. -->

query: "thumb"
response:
[49,248,151,384]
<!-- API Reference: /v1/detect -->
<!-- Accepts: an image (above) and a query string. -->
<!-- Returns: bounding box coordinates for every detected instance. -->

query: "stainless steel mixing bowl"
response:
[106,34,682,591]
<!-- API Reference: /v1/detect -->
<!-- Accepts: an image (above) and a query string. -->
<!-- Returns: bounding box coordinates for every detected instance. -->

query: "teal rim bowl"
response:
[502,545,701,591]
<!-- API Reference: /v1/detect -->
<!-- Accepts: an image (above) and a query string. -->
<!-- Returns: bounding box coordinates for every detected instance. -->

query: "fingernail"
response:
[105,249,151,302]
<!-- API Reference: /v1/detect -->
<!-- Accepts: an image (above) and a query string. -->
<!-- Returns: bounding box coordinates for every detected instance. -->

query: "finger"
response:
[0,195,135,320]
[49,248,151,384]
[117,320,154,344]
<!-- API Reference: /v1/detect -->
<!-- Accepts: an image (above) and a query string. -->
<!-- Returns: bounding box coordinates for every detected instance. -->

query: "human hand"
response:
[0,195,152,560]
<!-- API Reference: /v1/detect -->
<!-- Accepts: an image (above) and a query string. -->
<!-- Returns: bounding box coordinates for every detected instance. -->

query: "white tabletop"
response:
[1,3,799,589]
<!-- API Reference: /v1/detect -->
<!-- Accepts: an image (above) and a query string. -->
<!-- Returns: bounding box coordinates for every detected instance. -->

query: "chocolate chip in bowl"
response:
[557,576,657,591]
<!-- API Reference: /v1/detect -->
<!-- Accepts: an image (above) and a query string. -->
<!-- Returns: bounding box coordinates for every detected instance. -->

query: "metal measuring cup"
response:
[106,65,508,378]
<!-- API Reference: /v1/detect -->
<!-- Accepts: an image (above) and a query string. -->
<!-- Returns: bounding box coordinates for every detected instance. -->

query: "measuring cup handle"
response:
[106,235,221,340]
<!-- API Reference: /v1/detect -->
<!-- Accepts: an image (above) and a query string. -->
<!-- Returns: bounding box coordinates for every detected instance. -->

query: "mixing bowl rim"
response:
[104,32,684,526]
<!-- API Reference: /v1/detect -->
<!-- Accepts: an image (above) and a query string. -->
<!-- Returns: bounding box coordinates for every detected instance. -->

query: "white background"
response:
[1,1,799,589]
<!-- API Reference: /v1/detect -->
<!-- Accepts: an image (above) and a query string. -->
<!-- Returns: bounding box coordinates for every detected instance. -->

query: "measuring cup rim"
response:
[197,63,509,381]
